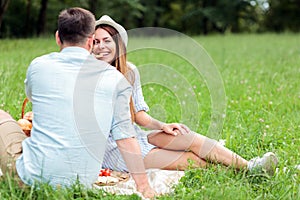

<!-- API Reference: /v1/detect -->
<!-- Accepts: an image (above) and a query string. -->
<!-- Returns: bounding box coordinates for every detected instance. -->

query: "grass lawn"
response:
[0,33,299,199]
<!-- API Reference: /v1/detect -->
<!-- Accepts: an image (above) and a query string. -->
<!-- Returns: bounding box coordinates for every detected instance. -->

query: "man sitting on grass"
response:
[0,7,155,198]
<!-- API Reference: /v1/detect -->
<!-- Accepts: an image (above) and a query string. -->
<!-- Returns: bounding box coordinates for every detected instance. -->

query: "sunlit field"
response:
[0,33,299,199]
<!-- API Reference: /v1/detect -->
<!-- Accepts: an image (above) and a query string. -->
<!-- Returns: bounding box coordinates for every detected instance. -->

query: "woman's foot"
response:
[247,152,278,176]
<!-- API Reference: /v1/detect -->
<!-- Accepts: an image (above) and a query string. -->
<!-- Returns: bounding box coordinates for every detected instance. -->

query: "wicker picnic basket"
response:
[17,97,32,137]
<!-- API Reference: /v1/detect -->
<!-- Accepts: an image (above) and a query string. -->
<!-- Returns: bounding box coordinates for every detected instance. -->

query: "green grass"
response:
[0,33,299,199]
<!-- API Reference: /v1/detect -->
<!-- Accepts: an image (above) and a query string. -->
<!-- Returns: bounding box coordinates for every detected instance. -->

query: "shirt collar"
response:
[61,46,90,55]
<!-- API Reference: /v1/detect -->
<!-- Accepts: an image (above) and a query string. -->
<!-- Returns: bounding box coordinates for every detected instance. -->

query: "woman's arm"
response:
[135,110,190,136]
[135,110,163,129]
[129,62,150,112]
[129,63,190,135]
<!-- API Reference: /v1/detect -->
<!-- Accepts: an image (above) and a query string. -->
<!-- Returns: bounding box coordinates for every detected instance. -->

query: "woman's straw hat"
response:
[95,15,128,47]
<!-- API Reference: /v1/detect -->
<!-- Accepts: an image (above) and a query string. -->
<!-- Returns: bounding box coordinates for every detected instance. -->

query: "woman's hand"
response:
[135,111,191,136]
[162,123,191,136]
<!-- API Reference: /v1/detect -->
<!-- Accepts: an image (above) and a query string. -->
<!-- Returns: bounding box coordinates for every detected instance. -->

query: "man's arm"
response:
[116,138,156,197]
[111,75,155,198]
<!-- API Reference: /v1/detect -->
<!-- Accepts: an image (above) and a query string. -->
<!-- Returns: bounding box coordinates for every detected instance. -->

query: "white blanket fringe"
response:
[93,169,185,199]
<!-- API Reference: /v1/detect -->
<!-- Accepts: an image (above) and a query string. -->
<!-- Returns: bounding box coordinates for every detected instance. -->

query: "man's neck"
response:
[60,43,87,51]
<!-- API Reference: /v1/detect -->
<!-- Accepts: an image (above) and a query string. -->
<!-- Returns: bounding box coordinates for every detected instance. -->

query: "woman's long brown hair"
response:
[95,24,135,122]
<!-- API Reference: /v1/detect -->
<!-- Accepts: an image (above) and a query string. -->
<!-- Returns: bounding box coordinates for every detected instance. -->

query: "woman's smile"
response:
[95,52,111,59]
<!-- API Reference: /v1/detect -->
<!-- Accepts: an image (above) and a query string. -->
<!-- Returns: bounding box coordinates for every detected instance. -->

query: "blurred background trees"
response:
[0,0,299,38]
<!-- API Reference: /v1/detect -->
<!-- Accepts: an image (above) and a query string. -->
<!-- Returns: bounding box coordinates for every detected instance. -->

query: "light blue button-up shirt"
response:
[16,47,136,188]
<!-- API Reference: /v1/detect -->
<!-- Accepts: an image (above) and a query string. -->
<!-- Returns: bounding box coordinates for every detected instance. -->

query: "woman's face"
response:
[93,28,116,64]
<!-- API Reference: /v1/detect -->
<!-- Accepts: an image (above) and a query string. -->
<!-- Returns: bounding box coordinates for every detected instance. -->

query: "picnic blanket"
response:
[93,169,185,199]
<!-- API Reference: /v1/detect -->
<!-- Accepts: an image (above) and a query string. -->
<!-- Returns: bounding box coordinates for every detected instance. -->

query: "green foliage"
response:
[1,0,39,37]
[182,0,257,34]
[95,0,145,29]
[0,33,300,199]
[0,172,140,199]
[264,0,300,32]
[1,0,300,38]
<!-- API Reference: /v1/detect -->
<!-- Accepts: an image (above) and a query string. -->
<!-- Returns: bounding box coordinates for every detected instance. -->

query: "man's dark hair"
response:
[58,7,95,45]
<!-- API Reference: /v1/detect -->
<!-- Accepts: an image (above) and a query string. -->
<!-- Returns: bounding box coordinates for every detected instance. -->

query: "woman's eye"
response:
[93,40,100,45]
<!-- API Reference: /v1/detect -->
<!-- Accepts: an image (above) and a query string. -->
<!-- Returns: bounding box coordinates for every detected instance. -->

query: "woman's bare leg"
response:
[147,131,248,169]
[144,148,207,170]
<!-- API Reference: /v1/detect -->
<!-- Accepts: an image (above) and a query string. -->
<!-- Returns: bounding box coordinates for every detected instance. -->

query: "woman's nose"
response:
[99,41,105,49]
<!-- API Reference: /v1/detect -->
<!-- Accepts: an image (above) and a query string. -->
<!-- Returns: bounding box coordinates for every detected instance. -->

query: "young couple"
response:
[93,14,278,175]
[0,7,278,199]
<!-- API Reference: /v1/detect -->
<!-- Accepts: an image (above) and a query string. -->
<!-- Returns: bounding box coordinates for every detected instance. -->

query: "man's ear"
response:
[87,35,94,53]
[55,31,62,46]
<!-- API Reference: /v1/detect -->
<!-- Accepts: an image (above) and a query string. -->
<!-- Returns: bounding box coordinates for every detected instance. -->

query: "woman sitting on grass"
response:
[92,15,278,175]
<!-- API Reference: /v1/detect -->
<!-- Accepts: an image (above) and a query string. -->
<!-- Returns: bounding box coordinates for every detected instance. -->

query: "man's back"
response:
[16,46,130,187]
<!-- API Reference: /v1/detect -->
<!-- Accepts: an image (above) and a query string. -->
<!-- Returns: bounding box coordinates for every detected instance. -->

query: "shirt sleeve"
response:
[128,62,149,112]
[111,75,137,141]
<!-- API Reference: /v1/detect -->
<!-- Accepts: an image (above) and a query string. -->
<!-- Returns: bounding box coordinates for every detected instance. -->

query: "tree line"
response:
[0,0,300,38]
